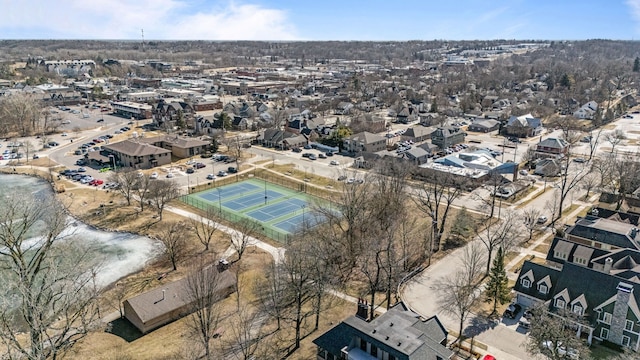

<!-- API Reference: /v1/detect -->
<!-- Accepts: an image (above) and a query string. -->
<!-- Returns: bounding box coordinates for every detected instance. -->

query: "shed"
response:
[123,268,236,334]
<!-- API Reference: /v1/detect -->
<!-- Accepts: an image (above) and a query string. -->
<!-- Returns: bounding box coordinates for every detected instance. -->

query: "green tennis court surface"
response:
[181,178,327,242]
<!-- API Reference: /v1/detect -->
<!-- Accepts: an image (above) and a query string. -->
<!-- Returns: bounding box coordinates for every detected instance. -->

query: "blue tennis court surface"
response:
[183,179,331,241]
[246,198,307,222]
[223,190,284,211]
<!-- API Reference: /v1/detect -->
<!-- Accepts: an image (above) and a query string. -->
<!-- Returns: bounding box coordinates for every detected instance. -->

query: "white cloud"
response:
[0,0,299,40]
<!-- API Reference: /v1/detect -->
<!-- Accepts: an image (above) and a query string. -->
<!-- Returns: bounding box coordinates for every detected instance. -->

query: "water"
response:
[0,173,159,287]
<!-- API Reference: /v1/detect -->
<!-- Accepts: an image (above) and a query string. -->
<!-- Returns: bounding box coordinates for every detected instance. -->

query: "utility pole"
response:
[141,29,145,52]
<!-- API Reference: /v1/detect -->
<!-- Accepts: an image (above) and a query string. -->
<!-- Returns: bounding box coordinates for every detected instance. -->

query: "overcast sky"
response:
[1,0,640,41]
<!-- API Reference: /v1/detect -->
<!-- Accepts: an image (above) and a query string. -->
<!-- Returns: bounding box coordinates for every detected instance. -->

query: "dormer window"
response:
[573,304,583,315]
[555,298,566,309]
[522,278,531,288]
[539,284,548,294]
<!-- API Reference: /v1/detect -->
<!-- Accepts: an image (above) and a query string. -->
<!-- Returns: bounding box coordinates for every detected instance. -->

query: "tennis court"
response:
[182,178,328,242]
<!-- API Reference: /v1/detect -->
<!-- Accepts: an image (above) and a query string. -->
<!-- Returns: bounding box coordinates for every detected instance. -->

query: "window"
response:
[623,335,631,347]
[573,304,583,315]
[539,284,548,294]
[360,338,366,351]
[555,251,568,260]
[626,320,634,332]
[522,279,531,288]
[555,298,566,309]
[370,345,377,357]
[389,355,396,360]
[603,312,612,325]
[601,327,609,339]
[575,257,587,265]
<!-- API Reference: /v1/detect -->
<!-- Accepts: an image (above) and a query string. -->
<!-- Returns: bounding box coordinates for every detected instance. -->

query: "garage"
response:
[516,293,540,308]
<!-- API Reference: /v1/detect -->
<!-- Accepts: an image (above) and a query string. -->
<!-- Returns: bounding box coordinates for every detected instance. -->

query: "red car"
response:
[90,179,104,186]
[93,138,104,143]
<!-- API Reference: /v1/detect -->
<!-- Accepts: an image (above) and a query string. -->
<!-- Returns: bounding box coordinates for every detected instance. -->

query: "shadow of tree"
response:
[464,313,498,339]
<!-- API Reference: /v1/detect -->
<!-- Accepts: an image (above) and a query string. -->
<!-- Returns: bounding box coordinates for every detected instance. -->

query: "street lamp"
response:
[301,204,306,224]
[264,178,268,205]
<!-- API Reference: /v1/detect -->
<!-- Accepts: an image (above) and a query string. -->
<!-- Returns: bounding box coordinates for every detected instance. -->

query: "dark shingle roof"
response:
[568,216,640,250]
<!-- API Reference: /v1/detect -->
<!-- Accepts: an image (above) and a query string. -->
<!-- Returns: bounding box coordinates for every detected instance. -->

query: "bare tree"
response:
[476,211,521,275]
[0,196,100,360]
[414,171,467,254]
[604,129,626,153]
[474,173,506,219]
[230,219,260,264]
[0,94,42,136]
[134,174,152,212]
[157,221,188,271]
[552,154,590,226]
[21,140,35,164]
[189,209,220,252]
[255,261,287,331]
[184,257,226,360]
[108,169,139,206]
[225,303,264,360]
[525,305,591,360]
[147,179,181,220]
[522,208,543,243]
[435,243,485,344]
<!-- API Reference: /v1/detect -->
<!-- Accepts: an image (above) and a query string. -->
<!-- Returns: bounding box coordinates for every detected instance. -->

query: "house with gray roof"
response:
[535,137,569,159]
[124,266,236,334]
[467,119,500,133]
[103,139,172,169]
[343,132,387,154]
[313,302,453,360]
[504,113,543,138]
[403,147,430,165]
[402,127,433,143]
[430,127,466,149]
[513,210,640,351]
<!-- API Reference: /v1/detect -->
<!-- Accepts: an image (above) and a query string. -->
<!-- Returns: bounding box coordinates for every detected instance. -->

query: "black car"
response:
[325,152,334,157]
[96,118,104,123]
[227,167,238,173]
[292,147,302,153]
[186,168,195,174]
[318,153,327,159]
[503,303,522,319]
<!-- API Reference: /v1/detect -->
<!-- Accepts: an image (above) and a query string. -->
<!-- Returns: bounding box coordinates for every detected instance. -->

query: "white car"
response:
[346,178,355,184]
[206,174,215,180]
[61,132,68,137]
[330,160,340,165]
[166,172,174,178]
[150,172,158,179]
[537,215,548,224]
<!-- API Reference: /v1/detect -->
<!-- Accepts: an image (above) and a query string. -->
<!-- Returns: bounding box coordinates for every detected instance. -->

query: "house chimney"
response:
[355,298,369,320]
[604,257,613,274]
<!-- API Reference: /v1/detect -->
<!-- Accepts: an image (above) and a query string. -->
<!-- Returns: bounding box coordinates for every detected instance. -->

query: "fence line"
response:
[180,194,292,243]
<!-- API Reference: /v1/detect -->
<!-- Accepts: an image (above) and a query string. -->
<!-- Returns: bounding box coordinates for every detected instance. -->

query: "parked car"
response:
[77,167,86,172]
[32,154,39,159]
[308,154,317,160]
[503,303,522,319]
[227,167,238,173]
[186,168,195,174]
[330,160,340,165]
[96,118,104,123]
[318,153,327,159]
[166,172,174,178]
[573,157,586,163]
[195,162,206,169]
[206,174,215,180]
[337,175,347,181]
[217,171,228,177]
[150,172,158,179]
[325,152,334,157]
[518,317,531,329]
[292,147,302,153]
[537,215,548,224]
[303,144,312,149]
[519,169,528,176]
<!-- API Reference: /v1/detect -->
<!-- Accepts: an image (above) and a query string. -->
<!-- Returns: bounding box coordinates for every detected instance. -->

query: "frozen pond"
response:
[0,173,159,287]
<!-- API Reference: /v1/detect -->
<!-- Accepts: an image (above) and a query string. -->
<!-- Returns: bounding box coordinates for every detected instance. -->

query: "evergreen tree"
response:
[430,98,438,113]
[485,247,510,315]
[634,57,640,72]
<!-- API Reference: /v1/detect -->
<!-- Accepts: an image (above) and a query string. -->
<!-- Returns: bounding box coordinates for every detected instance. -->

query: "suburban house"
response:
[139,135,210,159]
[504,114,543,138]
[533,158,563,177]
[257,129,306,149]
[401,127,433,143]
[574,101,598,120]
[343,132,387,154]
[403,147,430,165]
[124,266,236,334]
[313,301,453,360]
[102,139,172,169]
[430,127,466,149]
[513,209,640,351]
[418,142,440,155]
[535,137,569,159]
[467,119,500,133]
[152,100,194,128]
